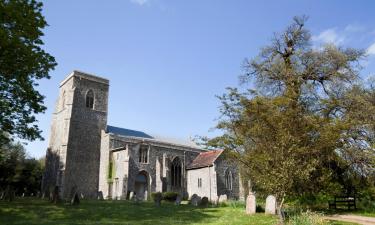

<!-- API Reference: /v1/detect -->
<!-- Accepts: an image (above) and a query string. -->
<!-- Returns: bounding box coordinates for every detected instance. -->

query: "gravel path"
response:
[323,214,375,225]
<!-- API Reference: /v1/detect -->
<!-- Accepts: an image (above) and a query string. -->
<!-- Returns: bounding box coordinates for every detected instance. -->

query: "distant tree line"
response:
[0,139,44,201]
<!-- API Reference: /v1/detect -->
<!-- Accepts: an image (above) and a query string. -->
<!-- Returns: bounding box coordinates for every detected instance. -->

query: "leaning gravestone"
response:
[246,192,256,214]
[175,195,182,205]
[218,194,227,203]
[190,194,201,206]
[265,195,276,215]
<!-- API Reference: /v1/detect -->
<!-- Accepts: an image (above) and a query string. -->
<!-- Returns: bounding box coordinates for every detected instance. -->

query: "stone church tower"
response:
[42,71,109,198]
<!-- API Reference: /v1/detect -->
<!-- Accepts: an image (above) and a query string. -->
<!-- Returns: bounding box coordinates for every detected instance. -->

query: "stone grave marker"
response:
[265,195,276,215]
[190,194,201,206]
[246,192,256,214]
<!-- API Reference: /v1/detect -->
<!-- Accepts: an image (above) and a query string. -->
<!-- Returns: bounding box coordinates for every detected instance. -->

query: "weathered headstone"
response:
[175,195,182,205]
[129,192,134,200]
[190,194,201,206]
[246,192,256,214]
[200,197,209,207]
[265,195,276,215]
[218,194,227,203]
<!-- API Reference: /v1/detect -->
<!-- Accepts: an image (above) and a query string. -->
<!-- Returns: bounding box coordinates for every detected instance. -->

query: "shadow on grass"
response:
[0,198,217,225]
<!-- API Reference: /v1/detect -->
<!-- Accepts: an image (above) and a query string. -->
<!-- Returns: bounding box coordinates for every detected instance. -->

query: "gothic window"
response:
[139,145,148,163]
[225,169,233,190]
[85,90,94,109]
[171,157,182,188]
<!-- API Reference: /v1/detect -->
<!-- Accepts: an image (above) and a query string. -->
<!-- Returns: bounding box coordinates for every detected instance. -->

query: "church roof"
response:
[186,149,224,170]
[106,125,154,139]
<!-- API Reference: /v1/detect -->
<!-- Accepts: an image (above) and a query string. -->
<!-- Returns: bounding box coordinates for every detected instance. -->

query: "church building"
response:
[42,71,241,202]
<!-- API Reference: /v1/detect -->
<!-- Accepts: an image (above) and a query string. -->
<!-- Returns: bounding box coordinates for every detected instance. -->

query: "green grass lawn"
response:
[0,198,277,225]
[0,198,360,225]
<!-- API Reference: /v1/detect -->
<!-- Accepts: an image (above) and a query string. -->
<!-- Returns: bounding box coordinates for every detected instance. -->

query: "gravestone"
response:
[129,192,134,200]
[190,194,201,206]
[200,197,209,207]
[218,194,227,203]
[175,195,182,205]
[265,195,276,215]
[246,192,256,214]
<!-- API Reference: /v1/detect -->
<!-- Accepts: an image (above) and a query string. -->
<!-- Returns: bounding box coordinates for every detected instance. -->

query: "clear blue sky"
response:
[26,0,375,158]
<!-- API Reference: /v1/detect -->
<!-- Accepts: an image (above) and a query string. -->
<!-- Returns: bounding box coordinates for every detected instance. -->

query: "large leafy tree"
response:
[208,16,375,217]
[0,0,56,145]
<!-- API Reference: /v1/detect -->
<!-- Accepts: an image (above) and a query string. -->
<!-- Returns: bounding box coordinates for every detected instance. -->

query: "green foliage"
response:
[207,16,375,211]
[107,162,114,181]
[162,192,178,202]
[287,211,325,225]
[0,0,57,145]
[0,140,43,197]
[151,192,163,201]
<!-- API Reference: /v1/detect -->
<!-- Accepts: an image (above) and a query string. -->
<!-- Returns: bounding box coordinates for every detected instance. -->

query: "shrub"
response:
[151,192,162,201]
[162,192,178,202]
[287,211,325,225]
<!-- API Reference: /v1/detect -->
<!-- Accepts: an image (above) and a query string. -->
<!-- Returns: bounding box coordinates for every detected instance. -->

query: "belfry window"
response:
[86,90,94,109]
[225,170,233,190]
[139,145,149,163]
[171,157,182,188]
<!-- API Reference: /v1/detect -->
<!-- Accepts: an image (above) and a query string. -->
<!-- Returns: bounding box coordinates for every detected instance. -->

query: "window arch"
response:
[85,90,94,109]
[225,169,233,190]
[171,157,182,188]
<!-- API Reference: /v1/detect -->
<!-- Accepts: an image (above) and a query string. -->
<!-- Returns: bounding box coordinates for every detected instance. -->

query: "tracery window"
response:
[139,145,149,163]
[86,90,94,109]
[171,157,182,188]
[225,170,233,190]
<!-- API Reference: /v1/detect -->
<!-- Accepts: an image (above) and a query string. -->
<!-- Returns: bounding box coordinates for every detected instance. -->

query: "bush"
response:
[286,211,325,225]
[151,192,162,201]
[162,192,178,202]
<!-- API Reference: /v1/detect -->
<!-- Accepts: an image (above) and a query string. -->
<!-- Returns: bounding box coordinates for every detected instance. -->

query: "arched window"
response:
[171,157,182,188]
[225,170,233,190]
[85,90,94,109]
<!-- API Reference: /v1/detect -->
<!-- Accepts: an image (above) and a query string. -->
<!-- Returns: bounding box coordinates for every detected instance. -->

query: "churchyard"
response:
[0,197,366,225]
